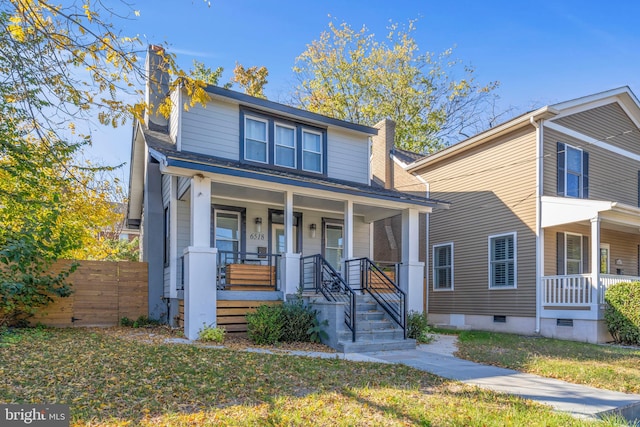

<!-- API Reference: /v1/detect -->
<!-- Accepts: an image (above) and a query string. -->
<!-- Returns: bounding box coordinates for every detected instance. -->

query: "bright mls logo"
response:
[1,404,69,426]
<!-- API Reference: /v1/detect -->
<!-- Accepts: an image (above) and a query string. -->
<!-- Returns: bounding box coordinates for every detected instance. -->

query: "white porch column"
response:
[184,175,216,340]
[591,216,601,307]
[282,191,300,298]
[344,200,354,260]
[401,208,425,313]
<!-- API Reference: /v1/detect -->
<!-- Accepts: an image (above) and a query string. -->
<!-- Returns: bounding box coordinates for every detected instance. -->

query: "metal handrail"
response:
[300,254,357,342]
[216,250,281,291]
[346,257,406,339]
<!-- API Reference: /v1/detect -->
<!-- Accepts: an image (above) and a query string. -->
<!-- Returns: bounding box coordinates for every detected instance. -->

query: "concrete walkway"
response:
[360,334,640,421]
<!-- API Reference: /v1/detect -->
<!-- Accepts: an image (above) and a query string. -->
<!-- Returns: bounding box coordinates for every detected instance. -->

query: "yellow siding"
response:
[543,127,640,205]
[417,126,538,317]
[554,103,640,156]
[544,225,640,276]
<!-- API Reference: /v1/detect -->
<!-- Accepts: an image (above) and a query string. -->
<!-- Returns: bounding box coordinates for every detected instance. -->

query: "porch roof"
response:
[144,128,450,210]
[541,196,640,228]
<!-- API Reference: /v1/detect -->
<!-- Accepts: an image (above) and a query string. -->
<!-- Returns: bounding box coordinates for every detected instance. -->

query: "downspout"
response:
[530,116,543,334]
[413,173,430,314]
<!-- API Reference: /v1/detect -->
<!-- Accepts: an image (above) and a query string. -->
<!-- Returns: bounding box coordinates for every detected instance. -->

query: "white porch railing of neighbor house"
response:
[542,274,640,306]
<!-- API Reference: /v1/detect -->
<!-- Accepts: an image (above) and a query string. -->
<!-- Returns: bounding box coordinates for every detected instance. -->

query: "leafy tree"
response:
[0,1,208,324]
[231,63,268,98]
[190,60,224,86]
[293,20,500,153]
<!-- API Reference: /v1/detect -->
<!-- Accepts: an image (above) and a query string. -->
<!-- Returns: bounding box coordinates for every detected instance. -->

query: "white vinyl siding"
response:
[169,89,180,144]
[489,232,516,289]
[275,123,296,168]
[327,128,369,184]
[181,99,239,159]
[433,243,453,290]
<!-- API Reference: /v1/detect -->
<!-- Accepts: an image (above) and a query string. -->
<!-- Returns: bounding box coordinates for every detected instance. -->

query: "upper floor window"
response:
[245,117,268,163]
[241,108,326,175]
[557,142,589,199]
[489,232,516,288]
[275,123,296,168]
[302,130,322,173]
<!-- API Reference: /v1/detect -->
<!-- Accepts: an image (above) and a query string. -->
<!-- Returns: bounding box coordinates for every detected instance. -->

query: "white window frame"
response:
[432,242,454,291]
[488,232,517,289]
[564,143,584,198]
[302,129,323,173]
[274,122,296,169]
[564,232,583,274]
[244,115,269,164]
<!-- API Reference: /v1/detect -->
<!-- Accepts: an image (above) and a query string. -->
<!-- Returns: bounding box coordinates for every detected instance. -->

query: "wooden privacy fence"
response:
[30,260,148,327]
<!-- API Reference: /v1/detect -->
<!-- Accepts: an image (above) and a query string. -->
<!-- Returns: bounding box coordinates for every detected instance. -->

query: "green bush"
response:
[407,311,433,343]
[198,324,226,343]
[246,301,322,345]
[605,281,640,345]
[246,304,284,345]
[281,300,316,343]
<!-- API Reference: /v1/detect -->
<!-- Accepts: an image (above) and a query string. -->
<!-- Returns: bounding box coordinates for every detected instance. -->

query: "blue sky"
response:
[89,0,640,177]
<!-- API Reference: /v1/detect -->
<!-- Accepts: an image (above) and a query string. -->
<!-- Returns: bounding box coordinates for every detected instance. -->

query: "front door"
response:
[272,224,286,255]
[323,221,344,273]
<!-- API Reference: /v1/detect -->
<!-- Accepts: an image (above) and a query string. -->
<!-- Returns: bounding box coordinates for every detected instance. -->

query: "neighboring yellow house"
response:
[402,87,640,343]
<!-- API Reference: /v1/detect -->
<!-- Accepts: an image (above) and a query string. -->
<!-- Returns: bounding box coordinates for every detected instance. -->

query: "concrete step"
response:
[355,310,386,321]
[336,338,416,353]
[338,328,405,342]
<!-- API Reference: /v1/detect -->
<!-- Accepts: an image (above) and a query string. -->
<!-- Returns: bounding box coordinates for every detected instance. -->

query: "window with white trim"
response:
[275,123,296,168]
[433,243,453,290]
[557,142,589,198]
[241,109,326,174]
[245,116,268,163]
[489,232,516,288]
[302,130,322,173]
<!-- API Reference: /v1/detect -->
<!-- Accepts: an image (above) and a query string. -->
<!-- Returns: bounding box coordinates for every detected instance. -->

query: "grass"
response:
[0,327,610,426]
[454,330,640,394]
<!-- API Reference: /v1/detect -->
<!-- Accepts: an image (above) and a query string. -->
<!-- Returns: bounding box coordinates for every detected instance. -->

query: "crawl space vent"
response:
[557,319,574,327]
[493,315,507,323]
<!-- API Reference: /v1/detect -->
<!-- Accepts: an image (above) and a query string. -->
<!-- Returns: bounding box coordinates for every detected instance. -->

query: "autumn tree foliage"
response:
[0,0,194,324]
[293,20,500,153]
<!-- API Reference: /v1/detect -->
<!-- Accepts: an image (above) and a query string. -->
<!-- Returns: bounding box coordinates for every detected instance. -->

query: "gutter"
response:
[407,106,558,172]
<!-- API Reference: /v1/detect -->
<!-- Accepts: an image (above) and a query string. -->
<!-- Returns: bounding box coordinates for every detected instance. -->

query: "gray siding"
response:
[327,128,369,184]
[176,199,191,287]
[181,98,239,159]
[169,89,180,144]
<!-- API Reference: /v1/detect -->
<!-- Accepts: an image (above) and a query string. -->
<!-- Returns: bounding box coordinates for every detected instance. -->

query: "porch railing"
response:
[216,251,281,291]
[300,254,356,342]
[599,275,640,304]
[542,274,640,307]
[346,258,406,338]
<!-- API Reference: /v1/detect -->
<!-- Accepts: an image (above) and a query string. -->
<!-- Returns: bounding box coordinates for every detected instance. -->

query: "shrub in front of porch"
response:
[605,281,640,345]
[246,300,320,345]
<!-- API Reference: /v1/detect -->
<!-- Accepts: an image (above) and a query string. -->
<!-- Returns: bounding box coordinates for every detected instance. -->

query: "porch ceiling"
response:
[199,181,405,222]
[541,196,640,231]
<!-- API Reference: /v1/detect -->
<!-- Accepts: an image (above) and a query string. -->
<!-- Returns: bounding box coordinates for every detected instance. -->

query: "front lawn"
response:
[0,327,603,426]
[454,330,640,394]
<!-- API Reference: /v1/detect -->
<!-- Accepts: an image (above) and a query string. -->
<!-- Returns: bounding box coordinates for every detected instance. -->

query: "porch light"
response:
[309,223,317,238]
[255,217,262,233]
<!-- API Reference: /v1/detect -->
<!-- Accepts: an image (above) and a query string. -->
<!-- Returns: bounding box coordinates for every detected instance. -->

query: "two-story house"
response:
[127,46,448,342]
[406,87,640,343]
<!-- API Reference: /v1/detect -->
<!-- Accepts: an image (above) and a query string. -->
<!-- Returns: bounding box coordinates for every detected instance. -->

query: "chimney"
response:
[371,119,395,189]
[144,45,170,130]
